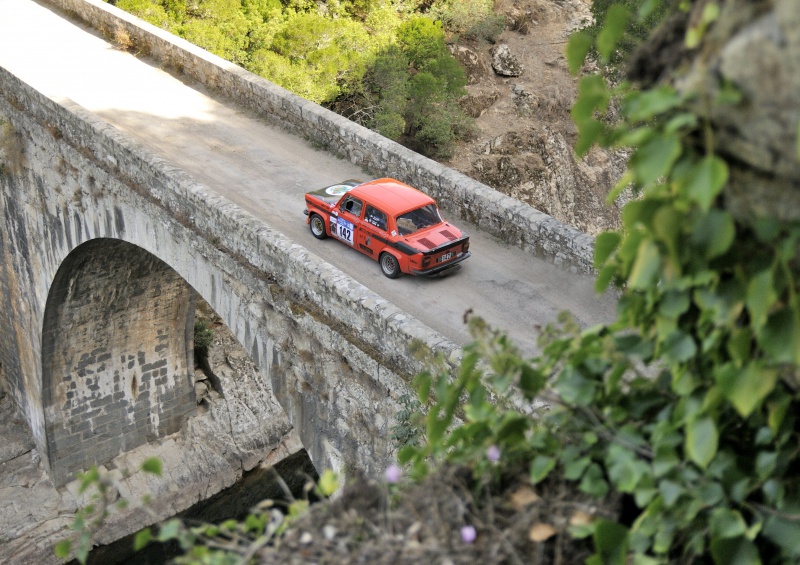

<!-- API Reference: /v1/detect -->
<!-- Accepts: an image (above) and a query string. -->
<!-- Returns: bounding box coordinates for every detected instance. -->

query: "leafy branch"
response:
[397,1,800,563]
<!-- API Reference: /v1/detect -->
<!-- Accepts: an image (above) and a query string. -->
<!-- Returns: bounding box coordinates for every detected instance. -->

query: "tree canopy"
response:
[110,0,483,157]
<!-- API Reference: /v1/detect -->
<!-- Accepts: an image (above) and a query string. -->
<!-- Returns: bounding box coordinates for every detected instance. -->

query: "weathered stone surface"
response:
[491,44,524,77]
[42,239,197,486]
[470,128,631,235]
[0,61,450,482]
[630,0,800,226]
[445,0,628,237]
[460,91,500,118]
[450,44,487,84]
[698,0,800,224]
[511,84,535,117]
[0,317,301,564]
[0,391,34,470]
[0,44,456,559]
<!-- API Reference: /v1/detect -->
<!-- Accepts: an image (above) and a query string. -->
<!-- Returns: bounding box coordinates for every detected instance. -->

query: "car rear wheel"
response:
[380,252,401,279]
[309,214,327,240]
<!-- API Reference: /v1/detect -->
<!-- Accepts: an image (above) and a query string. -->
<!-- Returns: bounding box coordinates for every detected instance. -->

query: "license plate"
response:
[437,252,453,263]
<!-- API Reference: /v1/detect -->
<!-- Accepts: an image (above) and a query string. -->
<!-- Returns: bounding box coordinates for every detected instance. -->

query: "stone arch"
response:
[41,239,197,486]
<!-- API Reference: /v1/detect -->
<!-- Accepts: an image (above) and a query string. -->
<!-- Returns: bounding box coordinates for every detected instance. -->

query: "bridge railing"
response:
[46,0,596,275]
[0,61,460,383]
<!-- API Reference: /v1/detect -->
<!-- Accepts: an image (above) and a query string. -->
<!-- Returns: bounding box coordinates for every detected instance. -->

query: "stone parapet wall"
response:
[0,62,455,474]
[47,0,596,275]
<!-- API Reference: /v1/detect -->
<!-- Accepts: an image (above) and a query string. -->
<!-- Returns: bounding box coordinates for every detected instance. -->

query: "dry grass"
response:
[252,464,619,564]
[113,25,134,52]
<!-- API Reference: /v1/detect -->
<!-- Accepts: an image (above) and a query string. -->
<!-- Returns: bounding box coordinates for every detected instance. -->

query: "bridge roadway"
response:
[0,0,616,357]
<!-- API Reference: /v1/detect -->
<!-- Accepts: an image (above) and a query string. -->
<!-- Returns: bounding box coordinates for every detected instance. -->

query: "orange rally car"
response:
[304,178,471,278]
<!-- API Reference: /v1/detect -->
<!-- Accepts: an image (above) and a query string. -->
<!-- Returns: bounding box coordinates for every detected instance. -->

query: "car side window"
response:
[341,196,363,218]
[364,205,388,231]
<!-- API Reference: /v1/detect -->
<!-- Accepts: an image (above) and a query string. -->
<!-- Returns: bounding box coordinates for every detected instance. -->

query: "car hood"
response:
[405,223,466,251]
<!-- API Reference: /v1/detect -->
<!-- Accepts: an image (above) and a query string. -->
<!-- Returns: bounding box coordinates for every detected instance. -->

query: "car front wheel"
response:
[379,252,401,279]
[309,213,327,240]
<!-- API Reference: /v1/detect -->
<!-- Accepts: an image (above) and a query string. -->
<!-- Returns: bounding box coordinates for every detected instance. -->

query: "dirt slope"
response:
[447,0,629,236]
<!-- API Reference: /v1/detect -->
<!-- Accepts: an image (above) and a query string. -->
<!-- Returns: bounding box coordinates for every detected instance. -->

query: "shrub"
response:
[109,0,473,157]
[581,0,672,65]
[114,0,174,28]
[396,16,446,69]
[193,319,214,352]
[243,0,283,22]
[266,12,371,103]
[356,16,470,157]
[429,0,505,42]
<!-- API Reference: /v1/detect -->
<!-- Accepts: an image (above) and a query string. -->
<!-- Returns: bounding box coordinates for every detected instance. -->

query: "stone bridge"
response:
[0,0,611,561]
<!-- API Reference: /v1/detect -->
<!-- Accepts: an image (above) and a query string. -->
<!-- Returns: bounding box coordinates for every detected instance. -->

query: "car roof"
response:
[350,178,435,215]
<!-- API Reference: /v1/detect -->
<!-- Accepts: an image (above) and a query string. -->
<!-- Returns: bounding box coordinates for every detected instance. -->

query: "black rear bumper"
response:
[412,252,471,277]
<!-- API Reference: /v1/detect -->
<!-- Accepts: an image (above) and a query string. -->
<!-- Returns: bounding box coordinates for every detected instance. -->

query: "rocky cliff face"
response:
[448,0,630,236]
[0,297,303,565]
[626,0,800,228]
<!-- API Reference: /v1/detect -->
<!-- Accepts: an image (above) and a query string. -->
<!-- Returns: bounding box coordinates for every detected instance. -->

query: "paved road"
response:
[0,0,617,356]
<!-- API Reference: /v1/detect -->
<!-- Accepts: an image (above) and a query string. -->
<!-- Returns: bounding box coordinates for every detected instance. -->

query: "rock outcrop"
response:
[629,0,800,226]
[448,0,630,236]
[491,44,524,76]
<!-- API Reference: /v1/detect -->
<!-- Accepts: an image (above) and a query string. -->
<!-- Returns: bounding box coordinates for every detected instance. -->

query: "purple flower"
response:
[486,445,501,463]
[461,525,477,543]
[385,464,401,484]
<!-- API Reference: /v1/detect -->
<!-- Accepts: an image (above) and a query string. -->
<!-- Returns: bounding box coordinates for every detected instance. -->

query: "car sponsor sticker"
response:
[334,217,355,246]
[325,184,354,196]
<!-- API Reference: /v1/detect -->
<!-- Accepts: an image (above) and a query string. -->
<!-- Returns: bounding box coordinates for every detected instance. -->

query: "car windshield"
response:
[395,204,442,235]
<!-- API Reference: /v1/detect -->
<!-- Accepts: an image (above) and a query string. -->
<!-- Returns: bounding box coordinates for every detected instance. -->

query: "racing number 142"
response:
[336,218,355,245]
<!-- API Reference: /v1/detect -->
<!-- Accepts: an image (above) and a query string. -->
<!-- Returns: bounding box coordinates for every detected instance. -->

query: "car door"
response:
[357,204,389,258]
[332,194,363,247]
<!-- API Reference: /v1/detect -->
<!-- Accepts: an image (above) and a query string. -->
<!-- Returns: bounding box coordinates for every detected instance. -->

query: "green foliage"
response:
[243,0,283,22]
[363,1,407,39]
[432,0,506,42]
[390,393,424,448]
[55,459,162,564]
[57,460,338,564]
[337,0,380,21]
[91,2,800,564]
[357,16,470,158]
[193,319,215,351]
[400,316,548,480]
[109,0,471,156]
[580,0,671,64]
[396,17,446,68]
[267,12,371,103]
[684,2,719,48]
[358,47,409,139]
[333,19,465,155]
[133,470,338,563]
[399,1,800,563]
[116,0,174,27]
